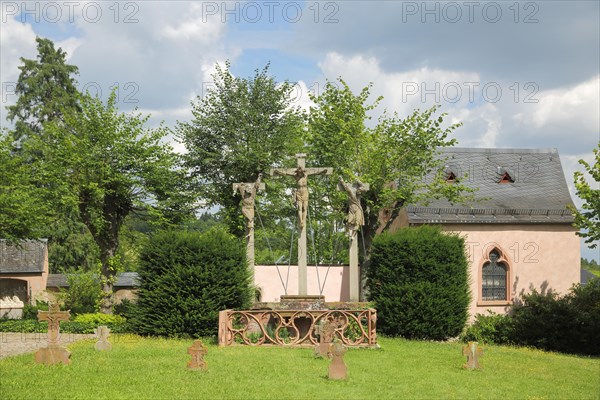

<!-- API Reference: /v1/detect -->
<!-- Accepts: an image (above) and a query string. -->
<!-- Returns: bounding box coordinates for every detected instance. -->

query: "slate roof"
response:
[47,272,140,288]
[406,148,576,224]
[0,239,48,274]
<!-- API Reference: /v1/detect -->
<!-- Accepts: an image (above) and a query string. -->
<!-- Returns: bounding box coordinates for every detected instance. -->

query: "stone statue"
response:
[338,177,368,237]
[234,173,263,229]
[273,166,318,228]
[0,296,24,308]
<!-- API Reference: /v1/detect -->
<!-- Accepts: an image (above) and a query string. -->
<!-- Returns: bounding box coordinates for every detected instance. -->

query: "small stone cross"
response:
[314,318,341,358]
[187,339,208,370]
[35,301,71,365]
[95,325,112,351]
[462,341,483,370]
[328,339,347,380]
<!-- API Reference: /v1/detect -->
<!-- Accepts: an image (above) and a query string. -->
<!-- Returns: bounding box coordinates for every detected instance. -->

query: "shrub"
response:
[114,298,135,320]
[21,301,48,320]
[62,271,102,315]
[461,312,514,344]
[74,313,125,325]
[367,225,470,340]
[511,278,600,355]
[131,227,252,337]
[0,318,129,334]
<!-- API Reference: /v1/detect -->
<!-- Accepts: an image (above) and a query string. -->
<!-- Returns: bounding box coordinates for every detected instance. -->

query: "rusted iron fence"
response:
[218,309,378,347]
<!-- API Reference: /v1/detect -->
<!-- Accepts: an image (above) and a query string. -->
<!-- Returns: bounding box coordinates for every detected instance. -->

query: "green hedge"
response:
[0,318,130,334]
[131,228,252,337]
[367,225,470,340]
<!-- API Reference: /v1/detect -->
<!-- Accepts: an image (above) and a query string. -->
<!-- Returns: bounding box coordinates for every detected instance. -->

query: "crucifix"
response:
[338,177,369,302]
[270,154,333,296]
[233,174,265,286]
[35,301,71,365]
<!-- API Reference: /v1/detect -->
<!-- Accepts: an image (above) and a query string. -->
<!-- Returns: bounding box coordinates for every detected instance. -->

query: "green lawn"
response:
[1,336,598,399]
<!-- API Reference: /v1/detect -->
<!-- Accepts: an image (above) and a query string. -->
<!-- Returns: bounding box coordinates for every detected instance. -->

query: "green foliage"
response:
[511,279,600,355]
[61,271,102,315]
[21,301,48,320]
[177,61,304,236]
[367,225,470,340]
[581,257,600,277]
[26,89,192,313]
[570,142,600,248]
[461,312,514,344]
[6,37,80,143]
[114,298,136,319]
[0,318,129,334]
[132,228,252,337]
[462,279,600,355]
[0,132,52,241]
[73,313,125,325]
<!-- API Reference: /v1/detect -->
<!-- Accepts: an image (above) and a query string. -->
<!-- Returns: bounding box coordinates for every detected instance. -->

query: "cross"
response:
[187,339,208,370]
[462,341,483,369]
[270,154,333,296]
[37,302,70,346]
[338,177,369,302]
[233,174,265,286]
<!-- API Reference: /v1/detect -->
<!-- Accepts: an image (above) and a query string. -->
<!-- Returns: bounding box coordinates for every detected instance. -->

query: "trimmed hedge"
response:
[131,228,252,337]
[0,318,129,334]
[367,225,470,340]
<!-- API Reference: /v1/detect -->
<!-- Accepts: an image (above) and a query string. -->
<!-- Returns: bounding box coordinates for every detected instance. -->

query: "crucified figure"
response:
[338,176,369,237]
[233,173,263,230]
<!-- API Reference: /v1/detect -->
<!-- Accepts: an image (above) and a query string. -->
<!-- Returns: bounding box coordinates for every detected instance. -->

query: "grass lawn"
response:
[1,336,598,399]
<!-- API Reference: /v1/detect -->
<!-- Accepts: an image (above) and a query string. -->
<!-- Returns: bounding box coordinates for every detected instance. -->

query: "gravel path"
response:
[0,333,95,359]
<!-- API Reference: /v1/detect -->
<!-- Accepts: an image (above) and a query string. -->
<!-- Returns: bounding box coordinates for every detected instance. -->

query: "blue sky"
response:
[1,0,598,260]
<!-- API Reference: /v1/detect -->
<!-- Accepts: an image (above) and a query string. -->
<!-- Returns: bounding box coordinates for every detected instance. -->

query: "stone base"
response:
[278,295,326,310]
[35,346,71,365]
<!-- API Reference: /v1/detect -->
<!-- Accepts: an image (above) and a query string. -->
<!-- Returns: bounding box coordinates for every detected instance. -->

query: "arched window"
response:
[482,250,507,301]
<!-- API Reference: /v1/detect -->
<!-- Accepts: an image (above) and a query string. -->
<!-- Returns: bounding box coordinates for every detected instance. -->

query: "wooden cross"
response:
[37,302,70,346]
[462,341,483,369]
[270,154,333,296]
[187,339,208,370]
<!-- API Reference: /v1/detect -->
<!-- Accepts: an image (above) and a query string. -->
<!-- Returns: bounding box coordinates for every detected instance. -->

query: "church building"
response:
[393,147,580,318]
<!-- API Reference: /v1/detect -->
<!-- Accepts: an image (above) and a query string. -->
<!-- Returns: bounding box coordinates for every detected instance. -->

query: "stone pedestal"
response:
[35,346,71,365]
[279,295,326,310]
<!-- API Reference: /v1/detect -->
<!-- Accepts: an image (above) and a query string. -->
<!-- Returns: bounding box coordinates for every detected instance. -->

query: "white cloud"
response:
[513,76,600,134]
[0,18,37,115]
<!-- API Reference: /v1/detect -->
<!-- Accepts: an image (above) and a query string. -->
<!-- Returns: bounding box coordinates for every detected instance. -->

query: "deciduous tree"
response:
[571,142,600,248]
[30,90,190,313]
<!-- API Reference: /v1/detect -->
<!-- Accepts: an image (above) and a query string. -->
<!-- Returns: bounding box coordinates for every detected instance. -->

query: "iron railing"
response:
[218,308,378,347]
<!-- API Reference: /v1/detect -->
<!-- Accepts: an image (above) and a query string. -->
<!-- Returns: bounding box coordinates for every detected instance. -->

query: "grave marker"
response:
[328,338,347,380]
[187,339,208,370]
[95,325,112,351]
[462,341,483,370]
[35,302,71,365]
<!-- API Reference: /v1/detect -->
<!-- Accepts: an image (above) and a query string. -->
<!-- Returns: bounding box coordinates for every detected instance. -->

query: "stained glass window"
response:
[482,250,507,301]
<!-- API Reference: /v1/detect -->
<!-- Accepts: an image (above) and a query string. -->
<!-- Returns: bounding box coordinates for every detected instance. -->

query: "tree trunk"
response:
[99,246,117,314]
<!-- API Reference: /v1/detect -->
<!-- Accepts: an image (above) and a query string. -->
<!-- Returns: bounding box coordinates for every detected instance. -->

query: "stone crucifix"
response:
[270,154,333,296]
[35,302,71,365]
[338,177,369,302]
[233,173,265,286]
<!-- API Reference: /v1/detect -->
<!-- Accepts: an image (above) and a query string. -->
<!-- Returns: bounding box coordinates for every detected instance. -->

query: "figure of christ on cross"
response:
[270,154,333,296]
[270,154,332,228]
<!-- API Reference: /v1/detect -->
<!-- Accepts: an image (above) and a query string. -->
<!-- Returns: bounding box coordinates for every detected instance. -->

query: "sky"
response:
[1,0,599,260]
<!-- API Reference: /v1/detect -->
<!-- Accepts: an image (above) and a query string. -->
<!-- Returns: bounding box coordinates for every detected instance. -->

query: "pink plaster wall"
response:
[254,265,351,302]
[441,224,580,320]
